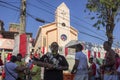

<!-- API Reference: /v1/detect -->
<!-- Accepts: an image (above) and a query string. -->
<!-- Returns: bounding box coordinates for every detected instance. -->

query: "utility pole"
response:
[13,0,27,57]
[20,0,26,34]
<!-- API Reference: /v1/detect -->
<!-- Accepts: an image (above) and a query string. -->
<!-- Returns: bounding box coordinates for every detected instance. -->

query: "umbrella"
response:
[65,40,82,48]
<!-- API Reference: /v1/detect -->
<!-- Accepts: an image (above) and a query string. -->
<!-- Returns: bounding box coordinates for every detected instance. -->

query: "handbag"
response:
[5,63,20,80]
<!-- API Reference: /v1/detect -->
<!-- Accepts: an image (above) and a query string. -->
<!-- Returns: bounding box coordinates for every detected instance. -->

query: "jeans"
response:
[104,74,118,80]
[74,74,88,80]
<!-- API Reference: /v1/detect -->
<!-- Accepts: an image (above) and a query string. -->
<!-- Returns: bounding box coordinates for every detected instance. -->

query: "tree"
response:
[86,0,120,47]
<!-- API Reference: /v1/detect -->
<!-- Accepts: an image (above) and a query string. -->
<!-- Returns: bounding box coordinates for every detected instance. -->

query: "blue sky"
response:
[0,0,120,47]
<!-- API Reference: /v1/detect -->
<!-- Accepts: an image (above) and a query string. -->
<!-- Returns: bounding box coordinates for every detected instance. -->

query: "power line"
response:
[35,0,106,39]
[0,1,118,47]
[27,2,54,16]
[4,1,20,3]
[0,1,106,41]
[0,3,19,11]
[0,1,49,23]
[36,0,56,10]
[0,0,105,40]
[0,2,20,23]
[78,30,105,41]
[28,1,106,40]
[34,0,120,47]
[2,1,119,46]
[0,1,20,9]
[1,1,119,47]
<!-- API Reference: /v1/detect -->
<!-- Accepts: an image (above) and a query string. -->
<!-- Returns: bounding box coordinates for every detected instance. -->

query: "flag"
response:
[34,52,39,58]
[98,52,100,58]
[65,47,68,56]
[6,53,12,62]
[13,33,27,58]
[94,52,96,58]
[88,50,91,59]
[41,47,45,54]
[19,33,27,58]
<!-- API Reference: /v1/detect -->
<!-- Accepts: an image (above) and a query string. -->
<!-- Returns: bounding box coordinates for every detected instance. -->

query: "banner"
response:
[13,34,27,58]
[19,33,27,58]
[6,53,12,62]
[88,50,91,59]
[98,52,100,58]
[65,47,68,56]
[0,39,14,49]
[41,47,45,54]
[94,52,96,58]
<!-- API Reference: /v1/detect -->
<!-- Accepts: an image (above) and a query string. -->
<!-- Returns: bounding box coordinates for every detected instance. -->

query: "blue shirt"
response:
[75,51,88,75]
[5,62,18,80]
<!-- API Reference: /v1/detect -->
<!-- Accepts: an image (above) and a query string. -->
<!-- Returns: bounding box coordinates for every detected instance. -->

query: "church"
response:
[34,2,78,55]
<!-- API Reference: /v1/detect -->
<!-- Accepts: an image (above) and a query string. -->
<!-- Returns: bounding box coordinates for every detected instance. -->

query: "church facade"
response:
[34,2,78,54]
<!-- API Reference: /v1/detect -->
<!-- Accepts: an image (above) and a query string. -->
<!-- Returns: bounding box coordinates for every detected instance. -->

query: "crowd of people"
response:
[0,42,69,80]
[71,41,120,80]
[0,41,120,80]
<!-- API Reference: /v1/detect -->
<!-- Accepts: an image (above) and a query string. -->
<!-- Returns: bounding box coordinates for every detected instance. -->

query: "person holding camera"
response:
[39,42,69,80]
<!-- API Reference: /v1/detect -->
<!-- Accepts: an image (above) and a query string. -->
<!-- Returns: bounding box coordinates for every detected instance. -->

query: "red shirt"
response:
[0,59,3,66]
[90,62,96,76]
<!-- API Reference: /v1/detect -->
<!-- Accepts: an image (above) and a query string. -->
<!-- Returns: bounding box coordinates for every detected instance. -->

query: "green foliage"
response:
[86,0,120,45]
[91,17,95,20]
[102,22,105,27]
[93,20,101,27]
[86,0,120,29]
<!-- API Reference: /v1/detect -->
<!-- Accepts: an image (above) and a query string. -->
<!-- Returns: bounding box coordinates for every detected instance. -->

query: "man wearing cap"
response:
[71,44,89,80]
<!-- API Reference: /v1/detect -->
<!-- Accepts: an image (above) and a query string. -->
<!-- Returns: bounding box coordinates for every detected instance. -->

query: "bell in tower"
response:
[55,2,70,27]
